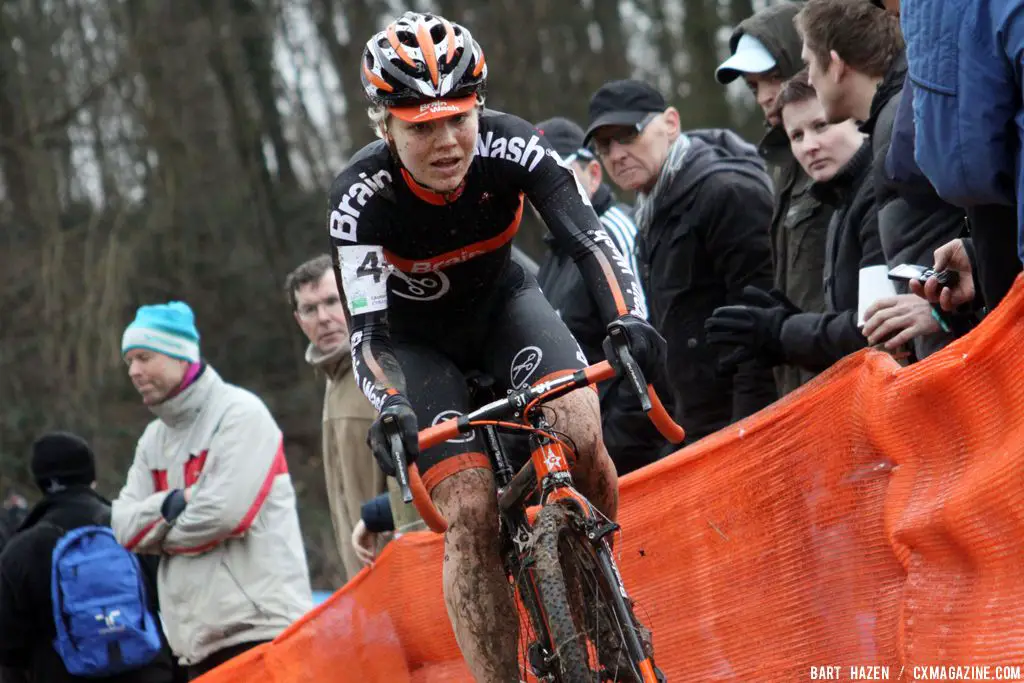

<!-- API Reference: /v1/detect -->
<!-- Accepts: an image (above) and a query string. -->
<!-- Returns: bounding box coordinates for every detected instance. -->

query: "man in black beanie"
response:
[29,431,97,494]
[0,432,175,683]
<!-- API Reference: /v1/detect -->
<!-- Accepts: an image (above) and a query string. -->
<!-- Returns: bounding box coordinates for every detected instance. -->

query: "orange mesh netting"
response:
[198,277,1024,682]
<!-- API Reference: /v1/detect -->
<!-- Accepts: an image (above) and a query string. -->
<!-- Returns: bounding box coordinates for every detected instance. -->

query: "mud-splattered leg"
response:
[550,387,618,520]
[432,467,520,682]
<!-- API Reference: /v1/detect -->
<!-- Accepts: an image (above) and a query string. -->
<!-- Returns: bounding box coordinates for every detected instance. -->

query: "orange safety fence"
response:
[198,276,1024,682]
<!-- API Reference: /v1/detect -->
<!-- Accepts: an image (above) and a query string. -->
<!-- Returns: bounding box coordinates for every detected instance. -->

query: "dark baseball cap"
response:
[584,80,667,146]
[534,117,596,163]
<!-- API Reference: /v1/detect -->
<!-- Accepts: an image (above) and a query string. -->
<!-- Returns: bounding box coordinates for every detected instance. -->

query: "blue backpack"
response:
[50,525,163,677]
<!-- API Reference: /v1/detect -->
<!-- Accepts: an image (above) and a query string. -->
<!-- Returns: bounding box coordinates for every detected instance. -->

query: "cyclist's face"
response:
[781,97,864,182]
[387,109,479,192]
[124,349,189,405]
[293,271,348,353]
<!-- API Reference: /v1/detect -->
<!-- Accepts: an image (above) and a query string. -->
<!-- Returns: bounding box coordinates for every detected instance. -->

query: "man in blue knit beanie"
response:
[121,302,202,406]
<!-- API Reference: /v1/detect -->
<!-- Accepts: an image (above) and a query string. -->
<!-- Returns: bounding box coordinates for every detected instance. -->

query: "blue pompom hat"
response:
[121,301,201,363]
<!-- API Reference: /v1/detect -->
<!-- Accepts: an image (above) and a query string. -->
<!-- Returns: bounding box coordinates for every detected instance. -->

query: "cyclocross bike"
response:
[383,322,685,682]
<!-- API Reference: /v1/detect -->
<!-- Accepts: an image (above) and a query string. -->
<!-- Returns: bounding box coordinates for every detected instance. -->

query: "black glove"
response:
[160,489,187,522]
[367,395,420,477]
[602,313,667,383]
[704,286,800,372]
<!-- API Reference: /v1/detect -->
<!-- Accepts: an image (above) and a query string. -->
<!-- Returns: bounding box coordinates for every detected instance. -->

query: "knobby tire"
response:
[531,502,645,683]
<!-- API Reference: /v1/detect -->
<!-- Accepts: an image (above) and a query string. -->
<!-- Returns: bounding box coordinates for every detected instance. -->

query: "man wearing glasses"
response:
[584,80,778,443]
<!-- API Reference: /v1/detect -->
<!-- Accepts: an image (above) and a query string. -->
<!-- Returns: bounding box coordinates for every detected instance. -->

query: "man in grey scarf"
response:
[584,80,778,444]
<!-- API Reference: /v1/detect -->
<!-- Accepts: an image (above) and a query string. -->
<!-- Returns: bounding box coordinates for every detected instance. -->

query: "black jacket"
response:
[779,142,885,370]
[636,130,778,443]
[0,488,174,683]
[862,52,965,358]
[538,185,669,472]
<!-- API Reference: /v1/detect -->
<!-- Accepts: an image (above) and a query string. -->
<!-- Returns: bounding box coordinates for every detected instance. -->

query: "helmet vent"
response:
[396,30,418,48]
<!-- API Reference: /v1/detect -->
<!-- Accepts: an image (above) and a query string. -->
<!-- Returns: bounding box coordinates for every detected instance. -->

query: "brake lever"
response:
[607,322,653,413]
[382,414,413,504]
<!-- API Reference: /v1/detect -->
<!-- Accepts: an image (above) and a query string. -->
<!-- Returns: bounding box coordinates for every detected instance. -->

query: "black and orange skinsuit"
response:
[327,109,645,492]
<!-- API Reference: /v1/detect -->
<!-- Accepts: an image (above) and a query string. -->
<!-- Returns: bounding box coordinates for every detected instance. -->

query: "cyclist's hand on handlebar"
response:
[367,396,420,477]
[602,313,667,382]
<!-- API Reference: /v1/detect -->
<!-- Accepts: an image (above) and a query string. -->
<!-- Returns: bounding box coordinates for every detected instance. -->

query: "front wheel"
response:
[530,502,658,682]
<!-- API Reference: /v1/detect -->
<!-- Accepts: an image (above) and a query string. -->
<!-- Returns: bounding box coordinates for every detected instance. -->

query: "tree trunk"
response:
[0,14,31,229]
[312,0,382,155]
[730,0,755,28]
[680,0,733,128]
[592,0,627,95]
[230,0,298,189]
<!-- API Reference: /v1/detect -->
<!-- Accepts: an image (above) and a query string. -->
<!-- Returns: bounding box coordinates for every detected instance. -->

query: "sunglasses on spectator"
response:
[591,112,661,156]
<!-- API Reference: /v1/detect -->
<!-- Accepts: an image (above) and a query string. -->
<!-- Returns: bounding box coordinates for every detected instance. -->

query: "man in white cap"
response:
[716,2,835,396]
[111,301,312,680]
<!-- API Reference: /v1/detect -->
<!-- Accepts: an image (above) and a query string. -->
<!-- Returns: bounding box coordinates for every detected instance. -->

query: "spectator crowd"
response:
[2,0,1023,680]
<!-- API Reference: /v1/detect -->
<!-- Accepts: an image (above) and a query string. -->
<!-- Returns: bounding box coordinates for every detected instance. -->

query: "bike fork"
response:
[501,512,557,681]
[593,540,665,683]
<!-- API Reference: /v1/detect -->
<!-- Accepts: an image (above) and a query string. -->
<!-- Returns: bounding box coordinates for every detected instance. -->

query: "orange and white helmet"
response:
[361,12,487,122]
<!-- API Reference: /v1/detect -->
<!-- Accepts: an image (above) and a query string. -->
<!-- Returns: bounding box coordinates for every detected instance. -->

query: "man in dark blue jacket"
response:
[901,0,1023,263]
[885,0,1021,312]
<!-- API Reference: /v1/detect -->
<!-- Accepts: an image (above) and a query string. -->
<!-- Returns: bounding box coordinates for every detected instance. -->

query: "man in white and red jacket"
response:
[111,302,312,681]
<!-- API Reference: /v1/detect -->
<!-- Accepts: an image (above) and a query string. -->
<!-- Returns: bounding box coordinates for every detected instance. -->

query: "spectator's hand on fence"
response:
[352,519,378,566]
[863,295,941,349]
[911,238,975,312]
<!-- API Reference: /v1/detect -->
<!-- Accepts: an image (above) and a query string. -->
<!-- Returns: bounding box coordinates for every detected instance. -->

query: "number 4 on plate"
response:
[357,251,384,283]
